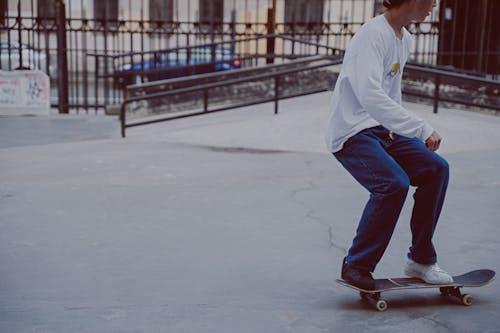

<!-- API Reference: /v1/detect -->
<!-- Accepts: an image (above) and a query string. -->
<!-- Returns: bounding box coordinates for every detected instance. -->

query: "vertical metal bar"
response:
[230,6,236,44]
[67,0,77,113]
[121,103,126,137]
[433,74,440,114]
[103,0,110,107]
[203,88,208,112]
[186,0,191,48]
[274,76,279,114]
[82,1,89,113]
[17,1,22,67]
[266,6,275,64]
[56,0,69,113]
[94,5,99,114]
[30,0,35,69]
[43,8,51,78]
[140,3,145,83]
[5,4,12,70]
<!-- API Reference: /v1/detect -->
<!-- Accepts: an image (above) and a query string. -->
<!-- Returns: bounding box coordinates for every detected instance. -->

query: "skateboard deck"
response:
[336,269,495,311]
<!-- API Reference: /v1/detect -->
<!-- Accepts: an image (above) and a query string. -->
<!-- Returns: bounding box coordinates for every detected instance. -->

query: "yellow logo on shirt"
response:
[389,63,400,77]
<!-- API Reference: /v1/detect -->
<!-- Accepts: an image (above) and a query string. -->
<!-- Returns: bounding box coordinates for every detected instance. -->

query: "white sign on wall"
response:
[0,70,50,115]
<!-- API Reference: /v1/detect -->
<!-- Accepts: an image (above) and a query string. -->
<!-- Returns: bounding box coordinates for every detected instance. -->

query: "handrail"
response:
[119,57,499,138]
[124,59,335,103]
[405,63,500,114]
[120,55,342,137]
[406,63,499,84]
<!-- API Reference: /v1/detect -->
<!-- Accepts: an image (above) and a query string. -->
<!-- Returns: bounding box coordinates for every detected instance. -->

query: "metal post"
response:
[203,89,209,112]
[17,1,23,68]
[103,1,110,104]
[121,103,126,138]
[274,76,279,114]
[266,4,276,64]
[56,0,69,114]
[230,8,236,53]
[209,1,216,72]
[433,74,441,114]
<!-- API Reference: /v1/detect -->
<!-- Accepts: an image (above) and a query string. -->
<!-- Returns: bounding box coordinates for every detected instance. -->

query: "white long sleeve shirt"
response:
[325,14,434,153]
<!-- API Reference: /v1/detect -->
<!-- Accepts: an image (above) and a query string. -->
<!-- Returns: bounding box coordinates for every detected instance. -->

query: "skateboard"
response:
[336,269,495,311]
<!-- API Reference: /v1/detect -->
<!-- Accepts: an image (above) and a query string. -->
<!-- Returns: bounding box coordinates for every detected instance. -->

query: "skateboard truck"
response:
[359,291,387,311]
[439,286,473,306]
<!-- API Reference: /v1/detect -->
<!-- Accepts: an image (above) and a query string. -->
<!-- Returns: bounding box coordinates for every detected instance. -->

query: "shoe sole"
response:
[404,267,453,284]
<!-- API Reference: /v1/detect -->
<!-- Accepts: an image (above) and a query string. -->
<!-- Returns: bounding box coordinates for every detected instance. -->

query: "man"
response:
[325,0,453,290]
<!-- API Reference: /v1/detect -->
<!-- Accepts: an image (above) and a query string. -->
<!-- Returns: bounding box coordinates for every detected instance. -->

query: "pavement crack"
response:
[291,181,347,255]
[327,224,348,255]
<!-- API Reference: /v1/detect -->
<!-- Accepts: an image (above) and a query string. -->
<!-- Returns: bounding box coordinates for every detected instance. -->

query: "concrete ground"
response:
[1,93,499,332]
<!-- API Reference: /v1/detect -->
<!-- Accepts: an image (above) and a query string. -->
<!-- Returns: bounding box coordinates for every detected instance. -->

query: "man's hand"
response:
[425,131,442,151]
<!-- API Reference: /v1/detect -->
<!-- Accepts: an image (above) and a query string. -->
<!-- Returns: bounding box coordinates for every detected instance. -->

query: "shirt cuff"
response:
[420,123,434,142]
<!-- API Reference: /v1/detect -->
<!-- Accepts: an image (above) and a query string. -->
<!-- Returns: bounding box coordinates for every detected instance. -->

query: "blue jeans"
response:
[334,126,449,272]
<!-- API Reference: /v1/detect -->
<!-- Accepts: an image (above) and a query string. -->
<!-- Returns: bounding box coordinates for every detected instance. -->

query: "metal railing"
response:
[118,54,500,137]
[404,64,500,114]
[124,53,338,98]
[120,55,342,137]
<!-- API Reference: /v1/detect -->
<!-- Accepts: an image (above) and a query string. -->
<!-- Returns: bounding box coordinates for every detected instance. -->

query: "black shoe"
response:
[341,257,376,290]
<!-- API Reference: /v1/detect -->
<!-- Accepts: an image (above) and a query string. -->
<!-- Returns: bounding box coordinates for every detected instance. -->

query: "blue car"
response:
[113,46,241,88]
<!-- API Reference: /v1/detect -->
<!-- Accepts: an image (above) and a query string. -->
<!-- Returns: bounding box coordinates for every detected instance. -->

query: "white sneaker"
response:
[404,259,454,284]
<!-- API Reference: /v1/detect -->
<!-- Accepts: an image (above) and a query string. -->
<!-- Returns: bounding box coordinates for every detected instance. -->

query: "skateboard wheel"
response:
[376,300,387,312]
[461,294,473,306]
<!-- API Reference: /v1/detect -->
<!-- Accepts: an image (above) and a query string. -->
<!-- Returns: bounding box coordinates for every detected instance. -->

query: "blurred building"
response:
[438,0,499,76]
[1,1,392,28]
[2,0,496,113]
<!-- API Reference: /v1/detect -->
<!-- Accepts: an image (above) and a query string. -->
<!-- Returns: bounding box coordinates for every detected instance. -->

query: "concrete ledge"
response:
[105,104,122,116]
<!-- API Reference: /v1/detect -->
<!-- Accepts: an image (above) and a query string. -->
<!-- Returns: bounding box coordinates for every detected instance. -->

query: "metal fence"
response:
[1,0,498,113]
